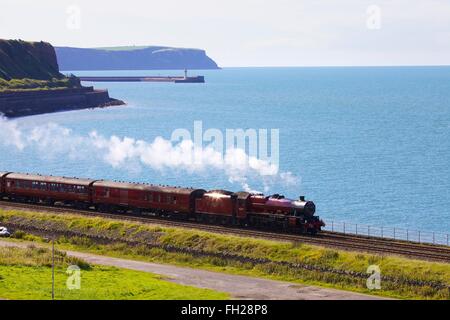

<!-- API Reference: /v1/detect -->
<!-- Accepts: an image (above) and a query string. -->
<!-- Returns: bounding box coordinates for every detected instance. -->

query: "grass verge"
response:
[0,245,228,300]
[0,208,449,300]
[0,76,80,92]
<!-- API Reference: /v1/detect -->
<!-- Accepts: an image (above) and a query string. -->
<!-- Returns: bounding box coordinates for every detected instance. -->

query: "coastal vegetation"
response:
[0,76,80,92]
[0,208,448,300]
[0,39,122,116]
[0,245,228,300]
[0,39,80,92]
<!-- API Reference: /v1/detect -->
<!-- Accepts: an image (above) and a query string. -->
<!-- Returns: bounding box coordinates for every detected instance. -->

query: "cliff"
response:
[55,46,220,71]
[0,40,64,80]
[0,39,124,117]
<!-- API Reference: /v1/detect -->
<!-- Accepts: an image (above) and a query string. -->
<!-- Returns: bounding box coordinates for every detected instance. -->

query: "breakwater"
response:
[79,76,205,83]
[0,86,124,118]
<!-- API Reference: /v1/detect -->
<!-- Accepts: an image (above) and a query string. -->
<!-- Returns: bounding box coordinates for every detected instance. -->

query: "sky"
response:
[1,0,450,67]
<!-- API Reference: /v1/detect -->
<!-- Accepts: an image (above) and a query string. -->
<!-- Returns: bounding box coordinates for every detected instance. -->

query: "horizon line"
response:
[219,64,450,68]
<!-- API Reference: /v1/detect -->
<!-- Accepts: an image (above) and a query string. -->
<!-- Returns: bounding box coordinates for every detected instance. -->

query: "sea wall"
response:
[0,87,124,118]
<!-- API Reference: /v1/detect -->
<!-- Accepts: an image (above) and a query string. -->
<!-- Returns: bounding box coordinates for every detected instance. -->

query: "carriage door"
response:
[119,189,129,205]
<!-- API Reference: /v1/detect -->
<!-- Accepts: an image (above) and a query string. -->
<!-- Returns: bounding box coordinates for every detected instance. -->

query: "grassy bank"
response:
[0,208,449,300]
[0,76,80,92]
[0,245,228,300]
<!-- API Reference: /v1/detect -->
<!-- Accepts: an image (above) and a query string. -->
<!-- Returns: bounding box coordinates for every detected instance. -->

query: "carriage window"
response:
[173,196,177,204]
[13,181,29,189]
[144,193,153,201]
[98,188,110,197]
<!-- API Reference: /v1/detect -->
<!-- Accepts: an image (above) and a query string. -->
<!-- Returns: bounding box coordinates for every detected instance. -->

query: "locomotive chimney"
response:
[299,196,305,201]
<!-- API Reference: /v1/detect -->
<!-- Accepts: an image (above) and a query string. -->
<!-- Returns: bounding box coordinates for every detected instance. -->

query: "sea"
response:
[1,67,449,234]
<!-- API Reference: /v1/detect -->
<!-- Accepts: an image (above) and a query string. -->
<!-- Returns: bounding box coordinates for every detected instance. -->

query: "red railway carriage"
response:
[0,172,12,195]
[0,170,324,234]
[3,173,95,205]
[92,180,205,214]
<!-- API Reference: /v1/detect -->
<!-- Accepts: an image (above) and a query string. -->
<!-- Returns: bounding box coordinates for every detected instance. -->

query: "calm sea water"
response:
[1,67,449,233]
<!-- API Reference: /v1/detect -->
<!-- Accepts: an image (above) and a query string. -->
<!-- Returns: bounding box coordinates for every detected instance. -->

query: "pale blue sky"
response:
[1,0,449,67]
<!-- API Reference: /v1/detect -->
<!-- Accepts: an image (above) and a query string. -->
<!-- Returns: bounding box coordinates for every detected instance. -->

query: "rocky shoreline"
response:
[0,86,125,118]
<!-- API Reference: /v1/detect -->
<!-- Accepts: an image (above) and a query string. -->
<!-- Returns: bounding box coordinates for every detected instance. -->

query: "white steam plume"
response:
[0,117,298,192]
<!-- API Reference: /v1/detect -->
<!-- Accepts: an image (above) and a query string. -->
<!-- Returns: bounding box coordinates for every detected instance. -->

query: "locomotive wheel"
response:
[132,208,142,215]
[98,204,109,213]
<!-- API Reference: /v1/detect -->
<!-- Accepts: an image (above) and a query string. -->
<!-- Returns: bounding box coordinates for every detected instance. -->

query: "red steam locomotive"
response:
[0,171,324,234]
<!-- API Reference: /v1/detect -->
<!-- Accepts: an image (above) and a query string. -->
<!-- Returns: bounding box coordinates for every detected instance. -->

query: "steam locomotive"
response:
[0,171,325,234]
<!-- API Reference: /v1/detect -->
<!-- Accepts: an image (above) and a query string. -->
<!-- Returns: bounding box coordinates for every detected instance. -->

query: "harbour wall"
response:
[0,86,124,118]
[79,76,205,83]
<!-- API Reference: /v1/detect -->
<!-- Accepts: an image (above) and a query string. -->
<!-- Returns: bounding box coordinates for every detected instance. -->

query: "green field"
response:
[0,208,449,300]
[0,245,228,300]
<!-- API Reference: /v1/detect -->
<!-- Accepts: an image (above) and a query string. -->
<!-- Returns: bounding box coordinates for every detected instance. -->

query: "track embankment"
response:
[0,200,449,263]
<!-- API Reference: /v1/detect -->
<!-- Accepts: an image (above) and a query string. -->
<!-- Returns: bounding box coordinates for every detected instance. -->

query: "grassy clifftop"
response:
[0,39,123,116]
[0,39,82,92]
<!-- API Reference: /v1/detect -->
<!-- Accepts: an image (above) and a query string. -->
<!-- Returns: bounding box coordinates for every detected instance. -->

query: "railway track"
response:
[0,200,449,262]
